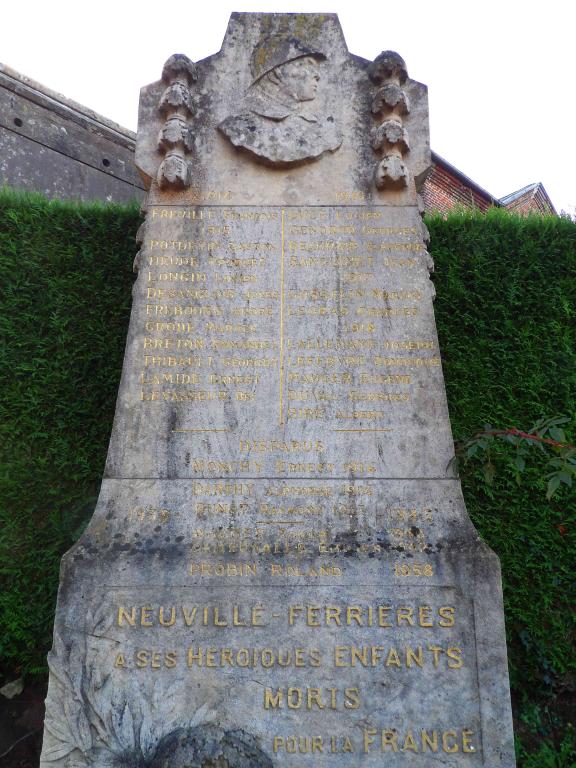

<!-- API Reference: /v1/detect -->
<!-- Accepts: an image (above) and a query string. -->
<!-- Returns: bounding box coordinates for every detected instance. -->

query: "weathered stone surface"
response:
[161,53,198,85]
[371,119,410,152]
[156,153,191,189]
[157,117,194,152]
[375,154,410,189]
[368,51,408,85]
[41,12,516,768]
[372,84,410,116]
[158,83,195,115]
[0,64,145,203]
[218,32,342,166]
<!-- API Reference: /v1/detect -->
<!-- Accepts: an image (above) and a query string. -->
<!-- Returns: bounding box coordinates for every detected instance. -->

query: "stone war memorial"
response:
[41,13,516,768]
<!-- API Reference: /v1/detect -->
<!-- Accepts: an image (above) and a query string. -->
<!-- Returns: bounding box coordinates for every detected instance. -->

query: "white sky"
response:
[3,0,575,214]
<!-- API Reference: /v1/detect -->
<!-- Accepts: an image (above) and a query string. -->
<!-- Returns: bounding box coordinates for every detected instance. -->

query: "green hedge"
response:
[0,189,139,675]
[428,208,576,764]
[0,190,574,764]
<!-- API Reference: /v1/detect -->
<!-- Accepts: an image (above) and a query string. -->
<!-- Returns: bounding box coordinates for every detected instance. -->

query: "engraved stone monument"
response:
[41,13,516,767]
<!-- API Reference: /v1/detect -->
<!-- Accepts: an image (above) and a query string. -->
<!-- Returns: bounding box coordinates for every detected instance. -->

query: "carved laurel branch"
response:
[43,610,113,764]
[368,51,411,192]
[44,611,216,765]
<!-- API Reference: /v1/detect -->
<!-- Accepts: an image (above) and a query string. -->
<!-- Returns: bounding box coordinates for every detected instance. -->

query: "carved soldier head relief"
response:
[259,55,321,104]
[218,33,342,166]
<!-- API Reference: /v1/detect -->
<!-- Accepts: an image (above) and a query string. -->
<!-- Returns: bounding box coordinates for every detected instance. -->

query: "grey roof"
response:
[499,182,557,214]
[499,183,540,205]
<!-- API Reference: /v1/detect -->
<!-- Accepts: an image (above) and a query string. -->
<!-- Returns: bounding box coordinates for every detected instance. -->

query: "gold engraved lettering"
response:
[117,604,264,628]
[275,461,334,474]
[263,687,360,710]
[127,506,171,524]
[149,239,218,252]
[270,564,342,577]
[288,372,353,385]
[188,189,232,203]
[360,225,417,235]
[134,650,178,669]
[382,339,435,350]
[185,647,322,669]
[462,730,476,752]
[347,392,410,402]
[383,256,418,268]
[287,604,456,628]
[146,287,209,300]
[143,337,204,351]
[374,355,440,366]
[150,208,215,219]
[221,209,278,222]
[393,561,434,577]
[214,272,257,284]
[143,355,204,367]
[356,306,420,317]
[190,458,250,474]
[288,224,356,236]
[147,270,206,283]
[209,256,266,269]
[147,254,200,267]
[366,241,422,252]
[371,289,422,301]
[239,439,325,453]
[266,484,331,497]
[386,507,434,523]
[210,339,277,351]
[144,321,196,334]
[290,255,373,269]
[146,304,222,317]
[442,731,458,753]
[362,729,476,754]
[188,562,257,577]
[288,239,358,253]
[205,322,257,334]
[333,645,463,670]
[335,410,385,420]
[222,356,277,367]
[334,190,366,202]
[272,734,356,754]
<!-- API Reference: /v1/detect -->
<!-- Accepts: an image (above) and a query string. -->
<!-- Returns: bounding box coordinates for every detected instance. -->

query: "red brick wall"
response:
[503,189,554,215]
[422,161,493,214]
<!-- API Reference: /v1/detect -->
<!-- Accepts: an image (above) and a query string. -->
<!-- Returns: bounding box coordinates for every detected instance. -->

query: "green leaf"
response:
[483,462,496,485]
[466,444,479,458]
[546,474,562,500]
[549,427,567,443]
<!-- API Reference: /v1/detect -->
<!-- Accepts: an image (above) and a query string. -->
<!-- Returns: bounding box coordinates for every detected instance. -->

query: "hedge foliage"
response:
[0,189,139,676]
[428,208,576,763]
[0,190,574,763]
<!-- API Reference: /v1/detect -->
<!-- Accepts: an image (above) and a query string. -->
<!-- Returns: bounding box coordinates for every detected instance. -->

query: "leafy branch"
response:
[451,415,576,500]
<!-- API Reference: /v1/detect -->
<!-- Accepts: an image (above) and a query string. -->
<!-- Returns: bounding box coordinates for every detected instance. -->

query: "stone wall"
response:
[0,64,146,204]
